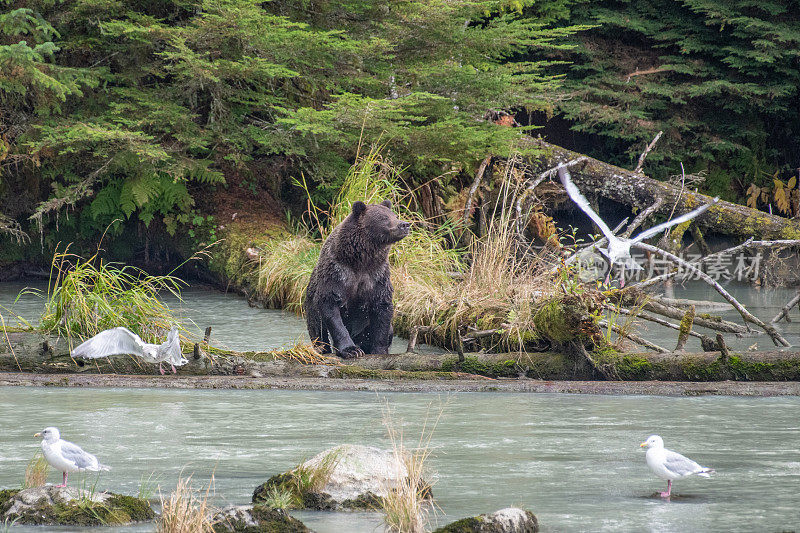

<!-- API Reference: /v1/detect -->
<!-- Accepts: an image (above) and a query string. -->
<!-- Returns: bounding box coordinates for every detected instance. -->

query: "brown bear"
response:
[304,200,410,358]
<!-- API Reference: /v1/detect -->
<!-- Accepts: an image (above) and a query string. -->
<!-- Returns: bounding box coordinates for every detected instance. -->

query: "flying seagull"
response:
[35,427,110,487]
[640,435,713,498]
[71,325,186,374]
[557,165,718,282]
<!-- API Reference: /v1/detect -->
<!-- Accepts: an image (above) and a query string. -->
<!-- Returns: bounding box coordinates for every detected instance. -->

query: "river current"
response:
[0,282,799,531]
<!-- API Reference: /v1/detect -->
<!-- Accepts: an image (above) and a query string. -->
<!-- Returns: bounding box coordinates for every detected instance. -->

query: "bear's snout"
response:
[398,221,411,233]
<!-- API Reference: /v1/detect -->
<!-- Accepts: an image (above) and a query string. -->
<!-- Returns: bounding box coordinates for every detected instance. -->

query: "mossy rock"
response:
[254,444,431,511]
[212,504,310,532]
[434,507,539,533]
[0,489,19,511]
[1,486,154,526]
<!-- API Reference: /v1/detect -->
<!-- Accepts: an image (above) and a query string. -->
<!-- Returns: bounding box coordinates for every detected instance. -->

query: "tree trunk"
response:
[523,138,800,240]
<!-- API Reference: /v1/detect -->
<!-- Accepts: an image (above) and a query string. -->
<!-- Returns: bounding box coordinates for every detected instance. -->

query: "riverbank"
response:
[2,372,799,395]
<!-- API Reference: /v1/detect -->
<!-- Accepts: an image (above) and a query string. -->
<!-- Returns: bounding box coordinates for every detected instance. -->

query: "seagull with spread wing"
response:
[557,165,718,283]
[35,427,110,487]
[71,325,186,374]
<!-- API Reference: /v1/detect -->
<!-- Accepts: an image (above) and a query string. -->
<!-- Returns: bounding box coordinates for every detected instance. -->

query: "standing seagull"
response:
[557,166,718,282]
[71,325,186,374]
[641,435,713,498]
[35,427,110,487]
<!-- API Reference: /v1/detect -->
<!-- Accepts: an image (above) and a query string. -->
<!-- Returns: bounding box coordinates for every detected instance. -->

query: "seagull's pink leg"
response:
[159,363,165,375]
[171,363,177,374]
[56,471,68,487]
[659,479,672,498]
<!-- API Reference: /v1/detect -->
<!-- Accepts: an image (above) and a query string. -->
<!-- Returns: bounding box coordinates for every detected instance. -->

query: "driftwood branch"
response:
[674,305,695,352]
[405,326,434,354]
[632,238,800,290]
[632,242,790,347]
[515,157,587,235]
[621,197,664,239]
[633,131,663,174]
[638,298,747,334]
[772,289,800,324]
[607,305,714,347]
[716,334,730,361]
[598,319,669,353]
[463,156,492,226]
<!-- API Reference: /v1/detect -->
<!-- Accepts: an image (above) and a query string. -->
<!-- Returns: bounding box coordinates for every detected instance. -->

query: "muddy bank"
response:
[1,372,799,396]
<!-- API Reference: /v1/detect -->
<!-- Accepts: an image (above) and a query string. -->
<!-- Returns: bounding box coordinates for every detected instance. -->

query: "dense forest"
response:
[1,0,799,264]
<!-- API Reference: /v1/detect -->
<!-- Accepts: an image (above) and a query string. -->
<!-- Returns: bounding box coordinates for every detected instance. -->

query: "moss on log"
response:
[2,330,799,381]
[525,138,800,240]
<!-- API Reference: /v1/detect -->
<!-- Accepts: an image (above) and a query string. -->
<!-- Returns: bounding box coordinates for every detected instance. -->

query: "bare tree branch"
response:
[620,197,665,239]
[463,155,492,226]
[633,130,663,174]
[598,319,669,353]
[772,289,800,324]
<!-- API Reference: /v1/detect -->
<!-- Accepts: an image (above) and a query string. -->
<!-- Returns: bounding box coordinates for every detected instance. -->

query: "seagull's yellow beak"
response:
[34,433,41,437]
[640,442,647,447]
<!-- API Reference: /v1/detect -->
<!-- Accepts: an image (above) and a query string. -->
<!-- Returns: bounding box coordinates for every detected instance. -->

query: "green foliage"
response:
[1,0,577,245]
[34,246,184,345]
[548,0,800,191]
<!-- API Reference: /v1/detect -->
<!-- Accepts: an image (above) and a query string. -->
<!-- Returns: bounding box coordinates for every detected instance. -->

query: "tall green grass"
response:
[32,245,184,345]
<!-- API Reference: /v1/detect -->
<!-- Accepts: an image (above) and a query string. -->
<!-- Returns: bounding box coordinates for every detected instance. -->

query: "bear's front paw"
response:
[339,345,365,359]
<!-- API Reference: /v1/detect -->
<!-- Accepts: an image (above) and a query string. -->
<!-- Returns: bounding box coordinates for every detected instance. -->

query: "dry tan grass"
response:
[380,399,441,533]
[270,341,338,365]
[254,235,320,312]
[394,164,558,352]
[23,453,49,488]
[156,475,215,533]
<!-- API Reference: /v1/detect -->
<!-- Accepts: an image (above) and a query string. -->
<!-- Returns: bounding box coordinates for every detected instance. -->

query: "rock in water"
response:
[434,507,539,533]
[253,444,431,510]
[212,505,310,532]
[0,486,154,526]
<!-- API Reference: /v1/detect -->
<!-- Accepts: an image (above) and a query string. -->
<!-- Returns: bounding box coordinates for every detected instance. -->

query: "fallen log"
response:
[3,331,800,382]
[524,138,800,241]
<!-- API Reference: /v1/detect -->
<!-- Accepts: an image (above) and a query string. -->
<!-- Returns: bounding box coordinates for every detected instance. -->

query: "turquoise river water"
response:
[0,282,799,532]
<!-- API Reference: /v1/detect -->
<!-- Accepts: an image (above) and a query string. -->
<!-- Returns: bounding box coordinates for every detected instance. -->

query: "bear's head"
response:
[351,200,411,244]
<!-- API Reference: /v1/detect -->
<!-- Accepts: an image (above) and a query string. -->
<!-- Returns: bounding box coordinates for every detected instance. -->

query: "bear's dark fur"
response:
[304,200,410,358]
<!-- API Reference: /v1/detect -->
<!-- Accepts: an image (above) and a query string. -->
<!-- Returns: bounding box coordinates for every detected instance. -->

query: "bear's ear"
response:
[380,199,392,209]
[352,201,367,217]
